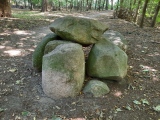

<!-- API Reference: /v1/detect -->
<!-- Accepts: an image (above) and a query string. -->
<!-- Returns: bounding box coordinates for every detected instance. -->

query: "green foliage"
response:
[156,15,160,23]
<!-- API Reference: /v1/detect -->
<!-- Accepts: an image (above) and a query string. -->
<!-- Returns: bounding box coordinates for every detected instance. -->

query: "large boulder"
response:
[42,43,85,99]
[103,30,127,52]
[83,79,110,97]
[87,38,128,81]
[44,40,71,54]
[32,33,60,72]
[49,16,108,45]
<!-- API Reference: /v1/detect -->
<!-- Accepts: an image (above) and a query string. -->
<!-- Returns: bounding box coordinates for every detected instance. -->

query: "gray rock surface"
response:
[32,33,59,72]
[42,43,85,99]
[44,40,71,54]
[83,79,110,97]
[87,38,128,81]
[50,16,108,45]
[103,30,127,52]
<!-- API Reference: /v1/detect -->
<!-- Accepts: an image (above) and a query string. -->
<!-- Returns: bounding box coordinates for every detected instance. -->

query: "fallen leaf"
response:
[141,99,149,105]
[55,106,60,110]
[70,109,76,111]
[16,80,21,84]
[153,105,160,112]
[0,108,5,112]
[22,111,29,116]
[9,68,17,72]
[125,105,132,111]
[133,100,141,105]
[116,108,123,112]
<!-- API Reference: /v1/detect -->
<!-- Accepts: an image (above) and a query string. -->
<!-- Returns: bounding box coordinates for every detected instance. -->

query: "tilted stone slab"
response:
[42,43,85,99]
[32,33,60,72]
[87,38,128,81]
[44,40,71,54]
[103,30,127,52]
[49,16,108,45]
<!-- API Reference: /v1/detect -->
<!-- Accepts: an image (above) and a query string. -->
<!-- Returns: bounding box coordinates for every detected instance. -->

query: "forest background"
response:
[0,0,160,28]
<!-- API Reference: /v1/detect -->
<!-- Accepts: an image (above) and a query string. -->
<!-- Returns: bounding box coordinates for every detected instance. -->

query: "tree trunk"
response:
[105,0,108,10]
[129,0,133,11]
[58,0,61,11]
[0,0,11,17]
[98,0,101,11]
[82,0,84,11]
[139,0,150,28]
[80,1,82,12]
[69,0,73,12]
[28,0,34,10]
[111,0,113,10]
[41,0,48,12]
[101,0,105,10]
[24,0,26,8]
[16,1,18,8]
[88,0,93,10]
[151,1,160,27]
[86,0,89,11]
[65,0,68,11]
[133,0,141,22]
[133,0,136,5]
[95,0,97,10]
[120,0,124,9]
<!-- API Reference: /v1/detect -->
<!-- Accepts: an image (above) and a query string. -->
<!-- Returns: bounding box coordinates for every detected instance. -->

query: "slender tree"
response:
[140,0,150,28]
[41,0,48,12]
[95,0,97,10]
[28,0,34,10]
[105,0,109,10]
[151,1,160,27]
[120,0,124,9]
[111,0,113,10]
[98,0,101,11]
[133,0,141,22]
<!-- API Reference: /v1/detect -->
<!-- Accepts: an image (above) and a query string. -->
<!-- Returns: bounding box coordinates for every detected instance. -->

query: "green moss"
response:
[32,33,59,72]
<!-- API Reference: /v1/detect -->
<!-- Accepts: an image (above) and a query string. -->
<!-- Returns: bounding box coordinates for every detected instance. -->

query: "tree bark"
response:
[88,0,93,10]
[105,0,108,10]
[133,0,141,22]
[95,0,97,10]
[151,1,160,27]
[65,0,68,11]
[139,0,150,28]
[41,0,48,12]
[0,0,11,17]
[111,0,113,10]
[129,0,133,11]
[86,0,89,11]
[101,0,105,10]
[133,0,136,5]
[98,0,101,11]
[120,0,124,9]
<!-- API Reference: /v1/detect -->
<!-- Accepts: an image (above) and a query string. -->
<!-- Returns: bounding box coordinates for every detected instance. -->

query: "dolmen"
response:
[32,16,128,99]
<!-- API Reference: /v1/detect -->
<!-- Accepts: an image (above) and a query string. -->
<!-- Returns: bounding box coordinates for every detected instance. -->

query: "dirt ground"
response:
[0,10,160,120]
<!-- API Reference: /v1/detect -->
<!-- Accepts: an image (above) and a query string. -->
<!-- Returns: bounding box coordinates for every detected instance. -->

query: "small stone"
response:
[83,79,110,97]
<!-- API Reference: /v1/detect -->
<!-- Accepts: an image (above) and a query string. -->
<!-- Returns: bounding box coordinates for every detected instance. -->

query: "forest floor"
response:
[0,9,160,120]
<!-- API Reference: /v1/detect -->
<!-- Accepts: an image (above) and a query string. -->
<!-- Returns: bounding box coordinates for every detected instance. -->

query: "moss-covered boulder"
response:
[42,43,85,99]
[44,40,71,54]
[83,79,110,97]
[32,33,59,72]
[103,30,127,52]
[49,16,108,45]
[87,38,128,81]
